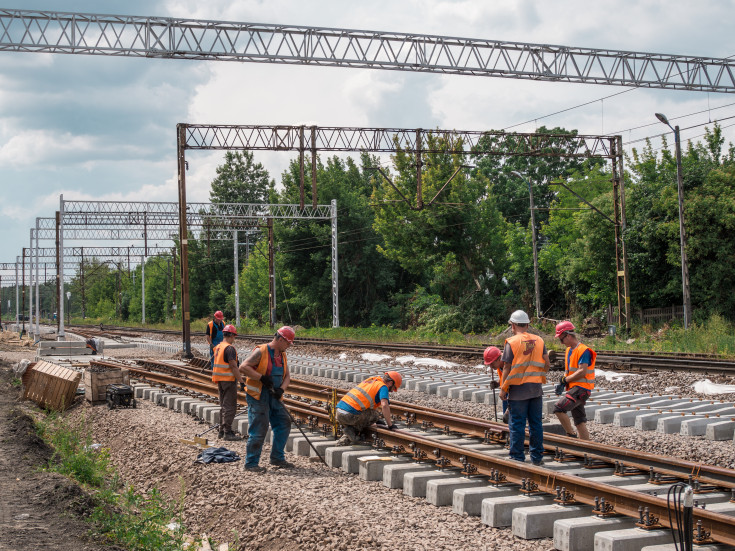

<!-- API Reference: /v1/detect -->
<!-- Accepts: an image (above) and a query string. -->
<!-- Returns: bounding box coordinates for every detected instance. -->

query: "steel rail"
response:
[105,357,735,490]
[103,358,735,545]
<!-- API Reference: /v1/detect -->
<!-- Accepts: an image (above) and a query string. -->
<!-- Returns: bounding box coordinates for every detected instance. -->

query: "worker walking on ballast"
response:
[211,325,245,441]
[239,326,295,472]
[553,321,596,440]
[336,371,402,445]
[206,310,226,369]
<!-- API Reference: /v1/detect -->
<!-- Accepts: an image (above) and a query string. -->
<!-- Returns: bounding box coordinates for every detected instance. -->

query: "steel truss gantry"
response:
[59,197,338,354]
[1,9,733,92]
[179,123,630,332]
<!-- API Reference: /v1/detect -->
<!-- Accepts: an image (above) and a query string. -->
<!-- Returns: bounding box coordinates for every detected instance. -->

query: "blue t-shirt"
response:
[566,348,592,371]
[337,384,390,414]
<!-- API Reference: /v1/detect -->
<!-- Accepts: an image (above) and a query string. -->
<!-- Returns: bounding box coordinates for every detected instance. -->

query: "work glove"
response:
[259,374,274,389]
[489,380,500,390]
[375,419,388,427]
[273,387,284,400]
[239,382,245,392]
[554,382,565,396]
[560,376,567,385]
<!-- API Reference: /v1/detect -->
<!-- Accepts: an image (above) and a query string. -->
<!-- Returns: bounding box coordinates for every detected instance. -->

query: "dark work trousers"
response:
[218,381,238,433]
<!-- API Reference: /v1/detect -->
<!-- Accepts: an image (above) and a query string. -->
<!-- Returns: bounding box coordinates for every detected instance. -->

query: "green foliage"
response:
[34,411,188,550]
[35,412,111,487]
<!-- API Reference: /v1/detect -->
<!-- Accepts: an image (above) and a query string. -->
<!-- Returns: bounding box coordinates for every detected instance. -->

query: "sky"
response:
[1,0,734,268]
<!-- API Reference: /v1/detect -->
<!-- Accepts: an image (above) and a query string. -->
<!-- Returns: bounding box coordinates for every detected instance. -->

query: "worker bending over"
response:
[211,324,245,441]
[239,326,295,472]
[499,310,550,465]
[553,321,596,440]
[336,371,402,445]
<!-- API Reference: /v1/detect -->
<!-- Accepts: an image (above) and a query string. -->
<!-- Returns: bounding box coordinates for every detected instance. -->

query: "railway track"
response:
[70,323,735,375]
[90,356,735,546]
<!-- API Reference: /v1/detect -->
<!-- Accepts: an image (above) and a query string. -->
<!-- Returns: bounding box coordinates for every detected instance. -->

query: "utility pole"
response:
[511,171,541,319]
[655,113,692,328]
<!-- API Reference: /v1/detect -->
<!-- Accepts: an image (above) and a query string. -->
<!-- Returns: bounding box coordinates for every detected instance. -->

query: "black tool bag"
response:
[106,384,136,409]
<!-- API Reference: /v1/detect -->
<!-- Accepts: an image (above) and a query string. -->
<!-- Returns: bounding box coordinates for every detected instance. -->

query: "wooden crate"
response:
[23,361,82,411]
[84,368,130,403]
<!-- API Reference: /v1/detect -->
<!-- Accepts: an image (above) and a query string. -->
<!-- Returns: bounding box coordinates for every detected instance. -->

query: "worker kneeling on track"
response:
[336,371,402,445]
[212,325,246,441]
[239,326,295,472]
[553,321,596,440]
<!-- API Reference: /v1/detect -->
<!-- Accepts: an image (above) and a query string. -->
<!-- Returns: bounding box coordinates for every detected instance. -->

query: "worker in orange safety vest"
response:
[335,371,403,445]
[239,326,295,472]
[499,310,550,465]
[211,324,245,441]
[552,321,596,440]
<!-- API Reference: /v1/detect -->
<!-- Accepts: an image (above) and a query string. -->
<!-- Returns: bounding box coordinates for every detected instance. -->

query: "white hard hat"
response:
[509,310,531,324]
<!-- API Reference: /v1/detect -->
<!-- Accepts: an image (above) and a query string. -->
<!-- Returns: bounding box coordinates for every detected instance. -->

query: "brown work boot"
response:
[223,432,243,441]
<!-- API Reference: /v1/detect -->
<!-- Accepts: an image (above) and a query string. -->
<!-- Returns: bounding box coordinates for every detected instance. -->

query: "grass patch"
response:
[35,412,191,551]
[11,377,21,387]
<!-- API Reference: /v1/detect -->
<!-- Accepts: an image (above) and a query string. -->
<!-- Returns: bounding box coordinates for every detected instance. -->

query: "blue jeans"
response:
[508,396,543,463]
[245,389,291,467]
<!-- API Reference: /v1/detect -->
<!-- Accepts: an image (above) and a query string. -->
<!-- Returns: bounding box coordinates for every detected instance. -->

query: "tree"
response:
[209,151,275,205]
[372,133,510,330]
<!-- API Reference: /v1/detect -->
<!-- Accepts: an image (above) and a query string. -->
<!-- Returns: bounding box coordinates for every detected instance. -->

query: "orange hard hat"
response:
[214,311,224,320]
[223,324,237,336]
[555,320,575,338]
[385,371,402,391]
[277,325,295,343]
[483,346,501,365]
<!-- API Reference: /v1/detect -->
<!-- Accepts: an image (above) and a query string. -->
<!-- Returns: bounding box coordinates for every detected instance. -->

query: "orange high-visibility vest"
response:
[245,344,289,400]
[501,332,547,392]
[565,343,596,391]
[339,376,388,412]
[211,342,237,383]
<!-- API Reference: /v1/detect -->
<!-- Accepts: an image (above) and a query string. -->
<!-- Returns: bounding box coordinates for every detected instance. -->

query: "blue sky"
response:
[1,0,734,266]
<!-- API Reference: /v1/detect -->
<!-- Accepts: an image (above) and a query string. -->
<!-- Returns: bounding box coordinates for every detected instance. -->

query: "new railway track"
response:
[69,323,735,375]
[89,355,735,546]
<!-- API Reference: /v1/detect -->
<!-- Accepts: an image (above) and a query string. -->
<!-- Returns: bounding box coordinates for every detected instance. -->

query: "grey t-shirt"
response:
[502,341,547,401]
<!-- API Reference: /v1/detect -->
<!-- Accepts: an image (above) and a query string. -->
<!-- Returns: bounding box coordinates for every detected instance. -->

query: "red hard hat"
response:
[555,321,575,338]
[277,326,295,343]
[223,324,237,335]
[385,371,402,391]
[214,311,224,320]
[483,346,501,365]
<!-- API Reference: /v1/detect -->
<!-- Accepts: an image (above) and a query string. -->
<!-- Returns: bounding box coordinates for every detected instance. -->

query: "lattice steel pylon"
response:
[59,196,337,355]
[0,9,733,92]
[179,123,632,333]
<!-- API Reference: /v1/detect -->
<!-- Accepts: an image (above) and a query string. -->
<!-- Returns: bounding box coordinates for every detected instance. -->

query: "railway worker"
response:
[499,310,550,466]
[483,346,509,422]
[212,324,245,441]
[239,326,295,472]
[206,310,226,369]
[553,321,596,440]
[335,371,403,446]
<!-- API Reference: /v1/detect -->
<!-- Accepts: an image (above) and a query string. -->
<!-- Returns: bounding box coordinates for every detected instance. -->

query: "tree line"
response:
[13,124,735,332]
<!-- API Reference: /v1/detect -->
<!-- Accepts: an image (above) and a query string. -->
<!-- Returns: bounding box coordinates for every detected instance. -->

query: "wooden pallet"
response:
[84,368,130,403]
[22,361,81,411]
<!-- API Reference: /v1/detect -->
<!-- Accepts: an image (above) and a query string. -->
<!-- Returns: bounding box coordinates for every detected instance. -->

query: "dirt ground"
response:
[0,359,117,551]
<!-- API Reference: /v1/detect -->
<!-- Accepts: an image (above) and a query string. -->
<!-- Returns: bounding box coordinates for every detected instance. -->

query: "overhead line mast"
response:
[0,8,733,92]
